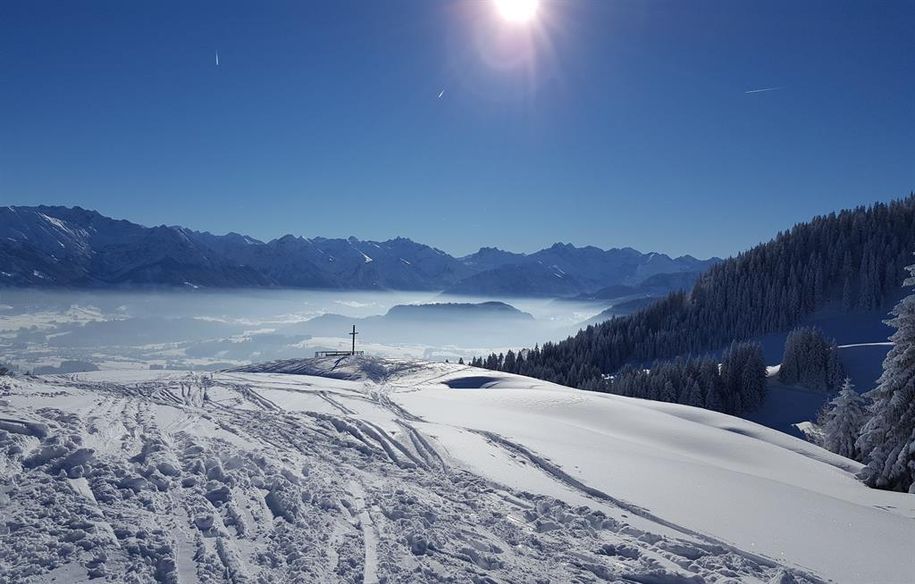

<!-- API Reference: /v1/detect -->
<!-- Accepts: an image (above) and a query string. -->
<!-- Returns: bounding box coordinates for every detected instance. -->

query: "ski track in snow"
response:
[0,358,857,583]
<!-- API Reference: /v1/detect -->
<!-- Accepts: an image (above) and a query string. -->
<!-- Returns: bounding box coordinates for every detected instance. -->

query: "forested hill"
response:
[476,195,915,389]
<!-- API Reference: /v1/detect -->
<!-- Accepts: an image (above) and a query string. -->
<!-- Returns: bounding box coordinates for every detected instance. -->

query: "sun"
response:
[494,0,541,24]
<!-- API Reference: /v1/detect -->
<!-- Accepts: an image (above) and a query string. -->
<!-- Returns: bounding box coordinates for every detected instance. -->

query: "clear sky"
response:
[1,0,913,258]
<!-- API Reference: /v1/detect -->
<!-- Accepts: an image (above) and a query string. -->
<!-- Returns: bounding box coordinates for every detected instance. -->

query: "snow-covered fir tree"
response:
[682,378,704,408]
[778,327,844,391]
[857,261,915,491]
[822,378,866,461]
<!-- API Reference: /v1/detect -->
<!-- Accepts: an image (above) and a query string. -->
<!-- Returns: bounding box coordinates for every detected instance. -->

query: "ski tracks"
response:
[471,428,827,584]
[1,370,828,584]
[347,480,379,584]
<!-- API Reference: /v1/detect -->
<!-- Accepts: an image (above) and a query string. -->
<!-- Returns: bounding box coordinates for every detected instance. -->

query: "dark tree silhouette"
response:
[779,327,845,391]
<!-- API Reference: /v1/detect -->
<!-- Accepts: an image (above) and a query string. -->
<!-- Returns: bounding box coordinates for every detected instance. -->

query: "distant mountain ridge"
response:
[0,206,718,296]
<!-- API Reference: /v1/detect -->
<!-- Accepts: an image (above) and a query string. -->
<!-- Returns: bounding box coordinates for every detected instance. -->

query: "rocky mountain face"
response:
[0,206,718,296]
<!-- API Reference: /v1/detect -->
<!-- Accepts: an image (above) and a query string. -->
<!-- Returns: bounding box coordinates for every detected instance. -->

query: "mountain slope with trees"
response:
[477,195,915,392]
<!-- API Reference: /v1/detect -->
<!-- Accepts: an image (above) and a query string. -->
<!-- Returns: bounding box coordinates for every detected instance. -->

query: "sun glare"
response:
[494,0,540,24]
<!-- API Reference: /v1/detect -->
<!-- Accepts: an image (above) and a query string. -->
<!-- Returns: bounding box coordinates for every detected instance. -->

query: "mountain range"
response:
[0,206,718,296]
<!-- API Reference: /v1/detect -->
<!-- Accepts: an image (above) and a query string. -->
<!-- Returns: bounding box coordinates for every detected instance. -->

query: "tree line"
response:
[607,341,767,416]
[471,325,842,417]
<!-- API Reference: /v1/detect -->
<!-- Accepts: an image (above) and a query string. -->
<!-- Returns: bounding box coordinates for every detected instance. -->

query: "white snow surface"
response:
[1,356,913,583]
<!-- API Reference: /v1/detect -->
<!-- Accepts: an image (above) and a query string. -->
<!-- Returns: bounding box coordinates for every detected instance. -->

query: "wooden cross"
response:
[349,325,358,355]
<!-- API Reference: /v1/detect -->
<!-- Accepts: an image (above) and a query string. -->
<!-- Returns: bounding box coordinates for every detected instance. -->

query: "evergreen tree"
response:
[503,350,517,372]
[741,346,767,411]
[701,361,724,412]
[662,380,677,403]
[682,378,704,407]
[779,327,845,391]
[858,261,915,492]
[822,378,866,461]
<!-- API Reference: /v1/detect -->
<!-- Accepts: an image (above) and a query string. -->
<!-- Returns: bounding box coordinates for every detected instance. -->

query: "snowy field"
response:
[2,356,914,583]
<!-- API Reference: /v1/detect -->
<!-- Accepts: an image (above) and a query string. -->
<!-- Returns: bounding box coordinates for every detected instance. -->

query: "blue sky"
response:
[1,0,913,258]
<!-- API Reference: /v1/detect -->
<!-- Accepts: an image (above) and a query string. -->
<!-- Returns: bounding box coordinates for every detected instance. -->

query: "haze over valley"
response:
[0,287,608,373]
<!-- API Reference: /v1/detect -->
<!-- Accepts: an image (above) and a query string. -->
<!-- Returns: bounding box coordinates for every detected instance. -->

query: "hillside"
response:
[2,357,913,582]
[575,271,707,325]
[0,206,716,296]
[479,196,915,391]
[577,271,706,302]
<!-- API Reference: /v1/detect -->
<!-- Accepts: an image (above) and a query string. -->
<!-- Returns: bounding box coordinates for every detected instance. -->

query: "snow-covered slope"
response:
[1,357,912,583]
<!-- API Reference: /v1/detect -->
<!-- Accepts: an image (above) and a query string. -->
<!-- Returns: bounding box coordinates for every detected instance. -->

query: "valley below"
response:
[0,288,605,374]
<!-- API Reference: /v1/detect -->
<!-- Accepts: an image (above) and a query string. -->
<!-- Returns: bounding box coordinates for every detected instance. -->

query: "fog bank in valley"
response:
[0,288,608,372]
